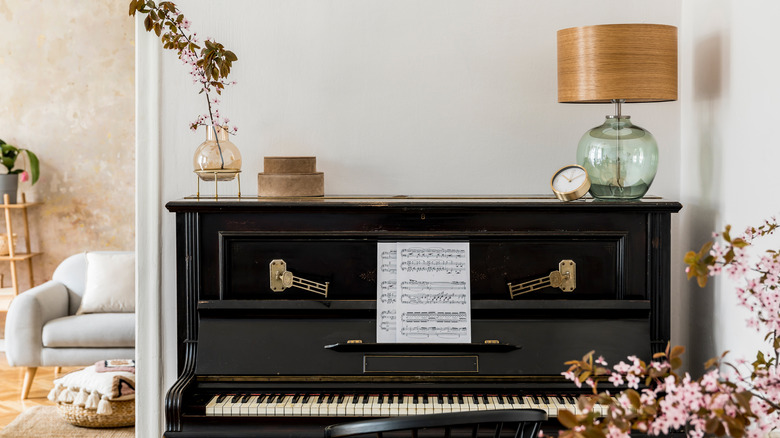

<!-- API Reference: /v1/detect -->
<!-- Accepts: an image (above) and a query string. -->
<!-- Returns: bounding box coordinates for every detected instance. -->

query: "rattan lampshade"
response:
[557,24,678,103]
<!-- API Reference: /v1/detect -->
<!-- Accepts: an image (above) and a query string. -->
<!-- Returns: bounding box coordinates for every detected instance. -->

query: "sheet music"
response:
[395,242,471,343]
[376,243,398,343]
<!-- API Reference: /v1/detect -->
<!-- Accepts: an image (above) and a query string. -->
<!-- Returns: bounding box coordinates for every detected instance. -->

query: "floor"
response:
[0,351,80,429]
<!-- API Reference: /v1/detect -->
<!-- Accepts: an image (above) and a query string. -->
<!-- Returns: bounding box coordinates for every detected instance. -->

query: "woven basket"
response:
[57,400,135,428]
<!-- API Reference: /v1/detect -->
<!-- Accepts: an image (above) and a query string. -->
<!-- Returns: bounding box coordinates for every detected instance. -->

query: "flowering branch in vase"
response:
[129,0,238,167]
[558,218,780,438]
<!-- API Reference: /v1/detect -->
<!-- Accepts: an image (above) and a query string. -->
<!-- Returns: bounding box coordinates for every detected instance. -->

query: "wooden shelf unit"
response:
[1,193,41,296]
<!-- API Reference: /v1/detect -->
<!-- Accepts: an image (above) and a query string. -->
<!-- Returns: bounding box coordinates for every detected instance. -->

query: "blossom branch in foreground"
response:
[129,1,238,167]
[559,218,780,438]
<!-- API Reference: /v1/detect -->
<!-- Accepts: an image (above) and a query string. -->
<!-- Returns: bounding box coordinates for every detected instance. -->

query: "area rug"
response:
[0,406,134,437]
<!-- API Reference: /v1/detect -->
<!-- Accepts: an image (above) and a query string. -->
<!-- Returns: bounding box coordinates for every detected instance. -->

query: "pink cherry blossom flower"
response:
[19,171,28,182]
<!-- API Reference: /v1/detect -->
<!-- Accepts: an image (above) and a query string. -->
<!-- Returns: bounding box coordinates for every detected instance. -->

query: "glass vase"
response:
[193,126,242,182]
[576,116,658,199]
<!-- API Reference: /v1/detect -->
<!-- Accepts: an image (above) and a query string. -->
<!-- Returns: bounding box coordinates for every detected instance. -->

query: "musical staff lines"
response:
[378,242,472,343]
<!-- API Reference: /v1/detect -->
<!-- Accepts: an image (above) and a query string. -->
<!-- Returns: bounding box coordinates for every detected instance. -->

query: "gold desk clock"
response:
[551,165,590,201]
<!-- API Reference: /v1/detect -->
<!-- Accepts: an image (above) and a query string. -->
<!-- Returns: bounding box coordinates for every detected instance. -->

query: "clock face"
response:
[551,165,590,201]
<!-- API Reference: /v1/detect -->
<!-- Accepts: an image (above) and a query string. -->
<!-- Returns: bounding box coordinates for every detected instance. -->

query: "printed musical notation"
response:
[401,280,467,290]
[400,326,467,339]
[401,311,468,323]
[377,242,471,343]
[400,292,468,305]
[376,243,398,343]
[397,242,471,343]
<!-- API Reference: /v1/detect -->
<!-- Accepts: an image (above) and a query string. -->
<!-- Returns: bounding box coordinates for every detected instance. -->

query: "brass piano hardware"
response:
[347,340,363,344]
[507,260,576,298]
[269,259,329,297]
[484,340,499,344]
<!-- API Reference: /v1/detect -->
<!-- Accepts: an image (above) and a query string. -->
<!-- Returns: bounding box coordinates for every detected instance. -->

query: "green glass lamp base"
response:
[576,116,658,200]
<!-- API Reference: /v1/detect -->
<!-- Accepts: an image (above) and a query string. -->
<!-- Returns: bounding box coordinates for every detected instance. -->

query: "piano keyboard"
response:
[204,393,609,418]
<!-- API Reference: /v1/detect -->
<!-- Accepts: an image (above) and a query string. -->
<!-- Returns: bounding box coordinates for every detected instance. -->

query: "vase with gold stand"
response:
[193,126,242,198]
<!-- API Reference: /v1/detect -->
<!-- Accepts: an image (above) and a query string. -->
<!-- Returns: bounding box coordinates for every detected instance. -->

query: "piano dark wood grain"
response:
[164,196,681,437]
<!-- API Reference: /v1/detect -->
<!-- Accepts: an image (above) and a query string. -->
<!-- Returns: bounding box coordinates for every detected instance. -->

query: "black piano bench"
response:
[323,409,547,438]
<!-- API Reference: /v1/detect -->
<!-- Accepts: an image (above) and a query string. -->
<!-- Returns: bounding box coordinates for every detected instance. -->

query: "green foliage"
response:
[0,138,40,185]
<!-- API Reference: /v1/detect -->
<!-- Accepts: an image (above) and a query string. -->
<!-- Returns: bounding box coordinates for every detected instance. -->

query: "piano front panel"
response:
[165,197,681,437]
[195,316,649,376]
[220,233,632,301]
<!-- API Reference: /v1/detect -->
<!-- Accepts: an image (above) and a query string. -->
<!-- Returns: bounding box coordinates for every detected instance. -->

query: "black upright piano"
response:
[164,196,681,437]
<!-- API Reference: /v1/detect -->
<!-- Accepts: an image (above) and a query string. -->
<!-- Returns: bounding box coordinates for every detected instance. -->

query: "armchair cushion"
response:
[42,313,135,348]
[4,280,70,367]
[77,252,135,314]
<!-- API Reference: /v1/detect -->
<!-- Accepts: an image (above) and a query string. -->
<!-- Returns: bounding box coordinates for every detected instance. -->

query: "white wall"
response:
[139,1,682,434]
[679,0,780,373]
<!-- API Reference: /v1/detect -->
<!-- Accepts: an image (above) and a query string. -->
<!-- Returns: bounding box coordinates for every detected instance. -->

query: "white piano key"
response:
[205,395,221,416]
[283,394,298,416]
[336,395,349,417]
[368,395,381,416]
[300,395,316,416]
[389,395,400,416]
[238,395,256,416]
[486,396,501,411]
[245,395,261,416]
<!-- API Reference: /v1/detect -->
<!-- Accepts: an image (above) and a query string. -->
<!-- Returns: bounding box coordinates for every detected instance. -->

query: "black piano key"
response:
[497,395,504,404]
[515,395,525,405]
[377,394,384,404]
[472,395,480,404]
[398,394,404,403]
[231,394,241,403]
[326,394,335,404]
[256,394,266,403]
[362,394,370,404]
[482,395,490,404]
[351,394,359,404]
[457,395,464,404]
[276,395,287,403]
[412,395,419,405]
[557,396,566,404]
[542,395,550,404]
[316,394,325,404]
[438,394,444,404]
[337,394,345,404]
[567,396,577,404]
[292,394,301,403]
[388,394,395,404]
[241,395,252,403]
[302,394,310,403]
[531,395,539,404]
[422,395,429,405]
[216,394,226,403]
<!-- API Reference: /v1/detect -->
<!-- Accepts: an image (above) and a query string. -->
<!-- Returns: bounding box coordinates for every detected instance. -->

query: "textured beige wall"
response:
[0,0,134,289]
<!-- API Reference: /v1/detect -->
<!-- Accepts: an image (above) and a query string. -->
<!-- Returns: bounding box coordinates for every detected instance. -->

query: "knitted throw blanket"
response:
[48,361,135,415]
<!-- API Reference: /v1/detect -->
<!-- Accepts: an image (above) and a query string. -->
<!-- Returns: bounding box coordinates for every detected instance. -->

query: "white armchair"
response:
[4,251,135,399]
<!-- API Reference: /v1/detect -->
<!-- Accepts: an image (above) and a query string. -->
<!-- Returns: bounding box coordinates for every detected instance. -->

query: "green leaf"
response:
[22,150,39,184]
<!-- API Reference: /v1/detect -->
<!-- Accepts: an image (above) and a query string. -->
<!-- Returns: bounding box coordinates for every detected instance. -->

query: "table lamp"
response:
[557,24,677,199]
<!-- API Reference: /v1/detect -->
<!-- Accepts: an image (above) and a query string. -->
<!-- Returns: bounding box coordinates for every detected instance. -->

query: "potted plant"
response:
[0,138,39,204]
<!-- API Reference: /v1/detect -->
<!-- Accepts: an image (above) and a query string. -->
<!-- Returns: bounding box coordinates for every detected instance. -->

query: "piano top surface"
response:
[167,194,682,212]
